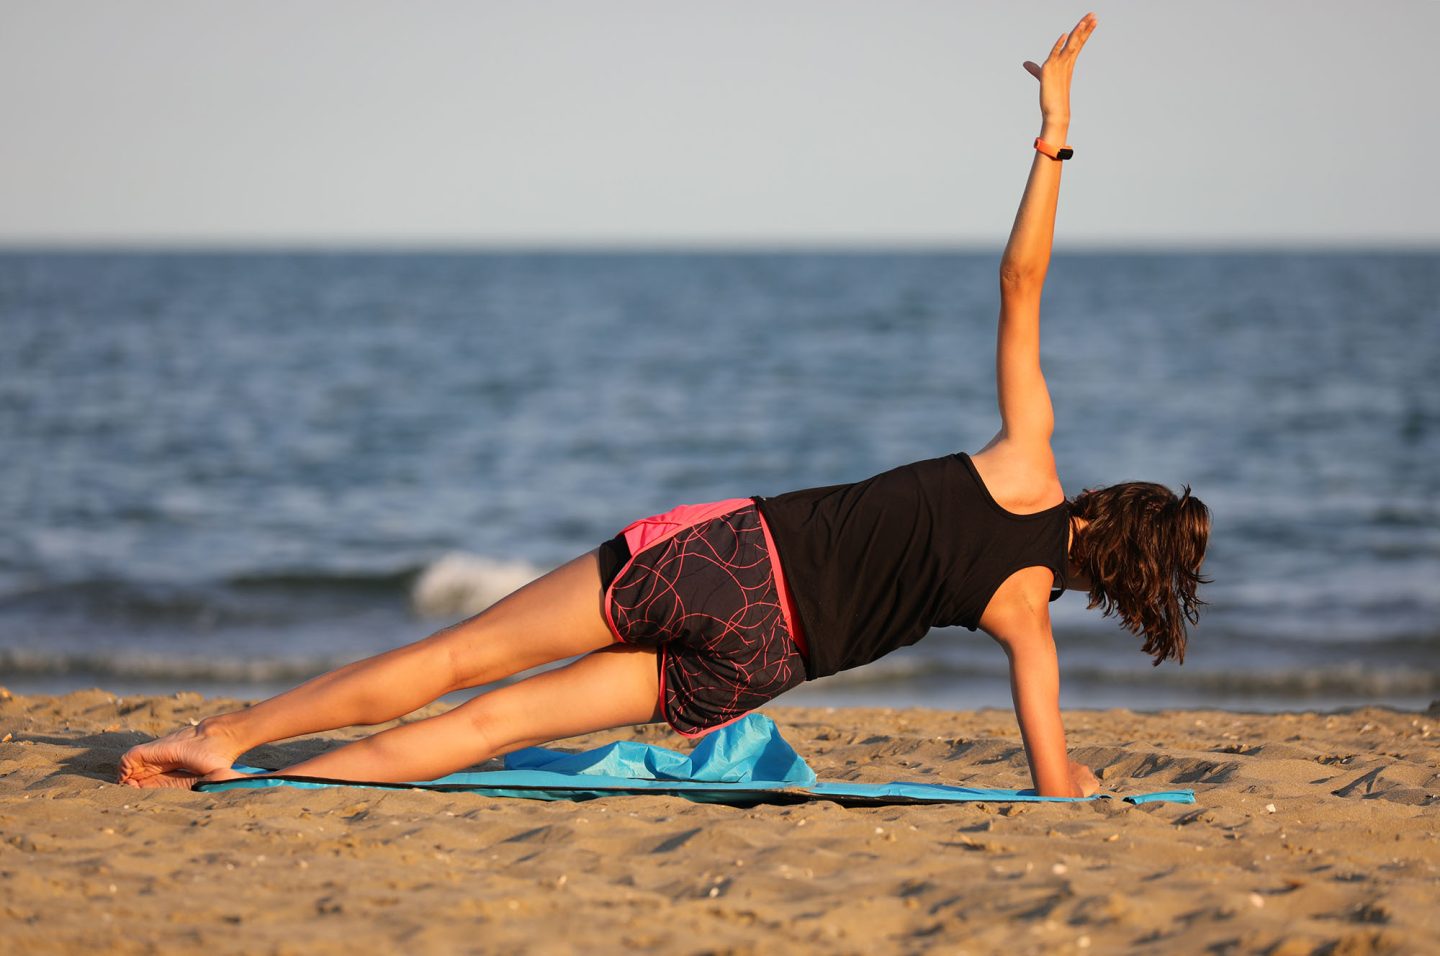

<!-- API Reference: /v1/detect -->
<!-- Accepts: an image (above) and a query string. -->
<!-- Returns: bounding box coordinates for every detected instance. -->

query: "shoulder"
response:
[967,441,1065,515]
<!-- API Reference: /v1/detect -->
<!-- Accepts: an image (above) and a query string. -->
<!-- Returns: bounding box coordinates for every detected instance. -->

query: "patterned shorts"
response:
[599,499,808,737]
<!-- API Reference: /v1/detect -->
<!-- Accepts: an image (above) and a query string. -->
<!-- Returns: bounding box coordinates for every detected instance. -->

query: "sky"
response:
[2,0,1437,249]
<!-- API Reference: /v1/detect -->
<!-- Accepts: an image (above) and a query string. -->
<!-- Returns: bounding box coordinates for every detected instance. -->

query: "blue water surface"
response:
[2,250,1437,710]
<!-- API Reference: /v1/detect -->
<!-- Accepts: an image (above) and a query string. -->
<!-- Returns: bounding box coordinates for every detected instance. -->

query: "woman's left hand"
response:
[1023,12,1098,125]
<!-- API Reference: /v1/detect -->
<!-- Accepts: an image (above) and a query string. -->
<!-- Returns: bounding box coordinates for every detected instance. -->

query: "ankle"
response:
[197,713,247,758]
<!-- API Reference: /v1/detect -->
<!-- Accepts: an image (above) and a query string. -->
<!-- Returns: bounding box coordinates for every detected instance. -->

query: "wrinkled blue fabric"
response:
[199,713,1194,806]
[504,714,816,786]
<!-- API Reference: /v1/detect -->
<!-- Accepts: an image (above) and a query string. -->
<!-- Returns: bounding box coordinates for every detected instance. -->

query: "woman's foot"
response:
[118,720,243,789]
[198,766,247,784]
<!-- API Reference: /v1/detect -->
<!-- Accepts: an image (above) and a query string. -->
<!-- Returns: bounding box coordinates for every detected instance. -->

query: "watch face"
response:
[1057,147,1074,160]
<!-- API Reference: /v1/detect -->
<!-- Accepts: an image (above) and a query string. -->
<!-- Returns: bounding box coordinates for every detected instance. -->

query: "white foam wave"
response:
[410,552,546,619]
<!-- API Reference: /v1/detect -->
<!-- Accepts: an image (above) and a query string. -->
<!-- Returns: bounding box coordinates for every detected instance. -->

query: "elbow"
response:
[999,263,1041,294]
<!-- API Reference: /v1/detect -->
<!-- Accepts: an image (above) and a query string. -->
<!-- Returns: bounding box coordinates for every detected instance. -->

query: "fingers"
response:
[1061,12,1098,58]
[1032,13,1098,81]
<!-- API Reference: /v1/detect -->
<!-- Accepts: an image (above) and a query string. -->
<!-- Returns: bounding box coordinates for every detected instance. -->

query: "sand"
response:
[1,688,1436,955]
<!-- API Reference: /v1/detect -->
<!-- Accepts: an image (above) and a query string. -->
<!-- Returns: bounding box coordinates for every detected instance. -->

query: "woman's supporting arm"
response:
[995,616,1098,798]
[993,13,1096,446]
[1005,638,1102,798]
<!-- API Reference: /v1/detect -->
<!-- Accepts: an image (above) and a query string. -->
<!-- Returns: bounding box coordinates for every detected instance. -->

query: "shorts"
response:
[598,498,809,737]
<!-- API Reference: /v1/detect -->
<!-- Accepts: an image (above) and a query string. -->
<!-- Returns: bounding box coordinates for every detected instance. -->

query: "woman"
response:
[120,12,1209,799]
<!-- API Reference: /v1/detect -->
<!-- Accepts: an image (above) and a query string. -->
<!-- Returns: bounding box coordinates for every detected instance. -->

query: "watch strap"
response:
[1034,137,1074,161]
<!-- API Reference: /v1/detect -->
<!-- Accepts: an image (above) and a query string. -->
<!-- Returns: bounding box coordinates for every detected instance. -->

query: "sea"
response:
[2,249,1437,713]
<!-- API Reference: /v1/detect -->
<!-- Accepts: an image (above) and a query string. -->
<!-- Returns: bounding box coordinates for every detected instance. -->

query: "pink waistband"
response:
[616,498,809,664]
[754,508,809,664]
[618,498,754,555]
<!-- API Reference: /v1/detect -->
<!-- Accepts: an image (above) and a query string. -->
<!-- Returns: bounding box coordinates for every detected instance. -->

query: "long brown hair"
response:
[1068,482,1211,665]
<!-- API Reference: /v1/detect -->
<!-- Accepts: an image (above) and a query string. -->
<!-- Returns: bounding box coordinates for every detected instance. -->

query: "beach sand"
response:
[1,689,1436,955]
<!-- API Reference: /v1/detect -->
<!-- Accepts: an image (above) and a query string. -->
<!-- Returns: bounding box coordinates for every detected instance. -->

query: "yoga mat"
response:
[196,714,1195,807]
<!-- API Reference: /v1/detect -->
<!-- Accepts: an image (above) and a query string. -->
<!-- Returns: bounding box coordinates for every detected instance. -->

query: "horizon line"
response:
[2,237,1437,255]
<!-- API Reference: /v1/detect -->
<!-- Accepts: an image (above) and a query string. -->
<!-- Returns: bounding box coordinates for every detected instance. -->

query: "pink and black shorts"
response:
[597,498,809,737]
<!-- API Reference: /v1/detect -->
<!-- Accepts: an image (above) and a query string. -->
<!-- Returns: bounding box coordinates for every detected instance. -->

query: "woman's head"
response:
[1068,482,1211,665]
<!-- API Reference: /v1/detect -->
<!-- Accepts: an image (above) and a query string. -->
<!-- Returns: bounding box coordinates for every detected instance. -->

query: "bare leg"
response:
[118,550,617,787]
[252,642,662,784]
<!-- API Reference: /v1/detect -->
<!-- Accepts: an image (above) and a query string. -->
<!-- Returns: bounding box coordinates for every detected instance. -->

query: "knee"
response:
[418,628,483,695]
[454,697,509,761]
[438,638,472,695]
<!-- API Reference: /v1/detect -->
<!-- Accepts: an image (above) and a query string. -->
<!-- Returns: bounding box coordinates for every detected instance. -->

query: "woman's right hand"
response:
[1023,12,1098,124]
[1069,759,1101,797]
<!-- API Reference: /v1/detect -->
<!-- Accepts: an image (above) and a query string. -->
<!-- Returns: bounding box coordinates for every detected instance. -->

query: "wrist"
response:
[1039,119,1070,144]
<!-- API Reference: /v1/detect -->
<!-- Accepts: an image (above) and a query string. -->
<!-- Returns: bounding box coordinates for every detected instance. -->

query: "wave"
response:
[226,567,423,592]
[0,648,347,684]
[5,644,1432,702]
[0,579,228,622]
[1066,663,1440,698]
[0,552,548,625]
[807,656,1440,700]
[409,553,545,619]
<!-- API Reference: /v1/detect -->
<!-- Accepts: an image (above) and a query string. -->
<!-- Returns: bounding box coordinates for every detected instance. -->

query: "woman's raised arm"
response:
[991,12,1096,447]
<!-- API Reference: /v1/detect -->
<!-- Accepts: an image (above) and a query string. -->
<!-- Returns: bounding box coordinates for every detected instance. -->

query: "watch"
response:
[1034,137,1074,161]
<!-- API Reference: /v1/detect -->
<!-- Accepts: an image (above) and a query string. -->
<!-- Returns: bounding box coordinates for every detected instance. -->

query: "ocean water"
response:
[2,250,1437,712]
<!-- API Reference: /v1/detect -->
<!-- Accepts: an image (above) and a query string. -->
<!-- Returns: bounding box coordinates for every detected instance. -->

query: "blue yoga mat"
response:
[195,714,1194,807]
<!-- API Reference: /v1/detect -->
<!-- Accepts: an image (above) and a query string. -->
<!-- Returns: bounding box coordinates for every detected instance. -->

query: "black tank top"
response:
[754,453,1070,680]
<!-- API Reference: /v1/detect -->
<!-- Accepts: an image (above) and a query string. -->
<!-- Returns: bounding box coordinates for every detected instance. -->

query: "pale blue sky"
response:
[2,0,1436,247]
